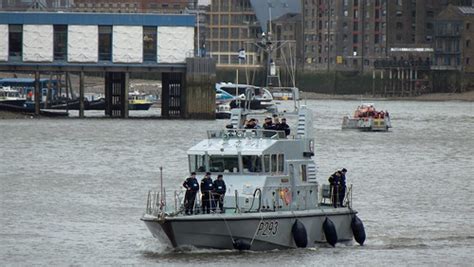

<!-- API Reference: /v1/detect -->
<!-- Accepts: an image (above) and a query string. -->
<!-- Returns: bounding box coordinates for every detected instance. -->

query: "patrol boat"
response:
[141,104,366,250]
[342,103,392,131]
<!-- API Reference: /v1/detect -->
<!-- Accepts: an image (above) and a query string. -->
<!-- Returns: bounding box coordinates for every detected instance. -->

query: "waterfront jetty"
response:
[0,12,215,119]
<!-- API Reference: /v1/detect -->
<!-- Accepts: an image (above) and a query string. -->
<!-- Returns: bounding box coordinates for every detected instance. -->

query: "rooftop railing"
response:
[207,129,286,140]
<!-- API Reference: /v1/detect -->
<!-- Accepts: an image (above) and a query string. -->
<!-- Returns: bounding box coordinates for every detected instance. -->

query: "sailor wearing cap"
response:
[212,174,227,213]
[200,172,214,214]
[262,117,274,130]
[328,171,341,208]
[277,117,290,136]
[339,168,347,207]
[183,172,199,215]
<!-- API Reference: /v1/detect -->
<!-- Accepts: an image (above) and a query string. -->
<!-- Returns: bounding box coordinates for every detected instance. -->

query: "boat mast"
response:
[250,1,296,89]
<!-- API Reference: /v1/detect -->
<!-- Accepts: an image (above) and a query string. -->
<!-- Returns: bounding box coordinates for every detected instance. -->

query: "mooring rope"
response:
[249,212,265,246]
[219,213,235,243]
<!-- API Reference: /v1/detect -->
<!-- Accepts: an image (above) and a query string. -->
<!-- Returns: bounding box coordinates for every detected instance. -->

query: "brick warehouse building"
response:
[302,0,473,72]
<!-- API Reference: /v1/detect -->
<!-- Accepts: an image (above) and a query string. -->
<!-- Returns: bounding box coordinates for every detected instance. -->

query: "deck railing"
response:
[144,184,350,217]
[145,187,265,216]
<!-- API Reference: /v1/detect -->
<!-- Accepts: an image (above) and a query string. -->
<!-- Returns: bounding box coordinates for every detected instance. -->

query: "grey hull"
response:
[142,208,356,250]
[342,116,391,131]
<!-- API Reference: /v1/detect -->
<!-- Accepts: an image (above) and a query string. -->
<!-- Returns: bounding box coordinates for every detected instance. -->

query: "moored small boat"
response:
[216,82,274,111]
[128,90,154,110]
[0,86,26,107]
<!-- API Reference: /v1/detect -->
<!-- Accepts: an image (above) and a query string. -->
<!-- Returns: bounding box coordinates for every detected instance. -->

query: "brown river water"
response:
[1,100,473,266]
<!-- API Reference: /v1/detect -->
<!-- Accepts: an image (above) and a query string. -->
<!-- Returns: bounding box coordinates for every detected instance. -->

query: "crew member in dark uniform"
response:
[277,118,291,136]
[339,168,347,207]
[262,117,275,137]
[200,172,214,214]
[212,174,227,213]
[182,172,199,215]
[262,117,274,130]
[328,171,342,208]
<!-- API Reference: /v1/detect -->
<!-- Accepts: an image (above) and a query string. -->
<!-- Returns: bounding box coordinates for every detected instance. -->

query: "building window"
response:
[467,23,470,30]
[54,25,67,61]
[467,40,471,48]
[467,57,470,65]
[98,25,112,61]
[353,34,359,44]
[143,26,157,62]
[8,24,22,60]
[374,34,380,44]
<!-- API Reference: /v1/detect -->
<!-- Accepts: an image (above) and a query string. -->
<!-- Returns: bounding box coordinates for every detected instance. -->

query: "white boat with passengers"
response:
[342,103,392,131]
[141,100,366,250]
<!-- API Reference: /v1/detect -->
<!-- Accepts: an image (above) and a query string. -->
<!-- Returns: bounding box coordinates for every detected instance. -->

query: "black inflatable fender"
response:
[323,217,338,247]
[233,239,251,250]
[292,219,308,248]
[351,215,366,246]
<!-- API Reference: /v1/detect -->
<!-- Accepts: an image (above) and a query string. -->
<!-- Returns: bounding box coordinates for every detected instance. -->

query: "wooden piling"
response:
[124,72,129,118]
[65,72,70,113]
[79,71,85,118]
[34,71,40,115]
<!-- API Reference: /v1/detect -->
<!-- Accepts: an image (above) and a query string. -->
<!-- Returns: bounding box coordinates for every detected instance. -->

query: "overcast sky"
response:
[199,0,210,5]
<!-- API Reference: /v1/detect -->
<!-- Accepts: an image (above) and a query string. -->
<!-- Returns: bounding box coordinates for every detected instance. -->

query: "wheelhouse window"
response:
[189,154,206,173]
[9,25,22,60]
[209,155,239,173]
[264,155,270,172]
[54,25,67,60]
[242,155,262,173]
[265,154,285,174]
[98,25,112,61]
[278,154,284,173]
[271,154,277,172]
[143,26,157,62]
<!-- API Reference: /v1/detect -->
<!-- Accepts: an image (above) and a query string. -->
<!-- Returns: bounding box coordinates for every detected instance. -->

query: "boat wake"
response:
[363,235,474,250]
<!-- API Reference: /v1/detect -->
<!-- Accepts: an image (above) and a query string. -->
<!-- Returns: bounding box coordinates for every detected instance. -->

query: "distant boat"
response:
[0,86,26,107]
[270,87,296,100]
[0,87,68,117]
[215,82,274,110]
[47,91,154,111]
[342,103,392,131]
[128,90,154,111]
[215,102,232,119]
[216,87,235,104]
